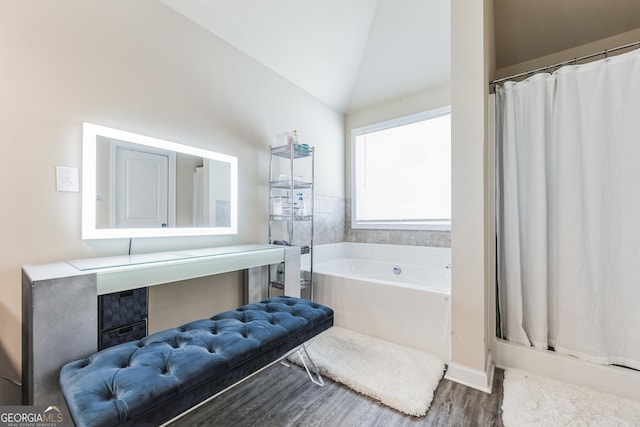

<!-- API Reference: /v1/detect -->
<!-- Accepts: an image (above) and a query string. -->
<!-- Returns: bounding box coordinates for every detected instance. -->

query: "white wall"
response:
[0,0,343,404]
[445,0,496,392]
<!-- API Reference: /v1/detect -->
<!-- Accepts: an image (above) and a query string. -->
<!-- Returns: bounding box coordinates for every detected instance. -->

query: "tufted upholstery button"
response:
[60,296,333,427]
[102,390,114,401]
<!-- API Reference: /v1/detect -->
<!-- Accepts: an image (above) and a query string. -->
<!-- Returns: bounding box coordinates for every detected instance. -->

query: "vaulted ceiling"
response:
[161,1,640,114]
[161,0,450,113]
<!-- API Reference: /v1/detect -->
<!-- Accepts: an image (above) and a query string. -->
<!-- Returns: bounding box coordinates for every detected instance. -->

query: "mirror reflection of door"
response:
[114,146,171,228]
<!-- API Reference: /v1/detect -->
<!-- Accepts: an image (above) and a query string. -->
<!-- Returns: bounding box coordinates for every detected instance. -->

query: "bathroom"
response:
[2,1,640,423]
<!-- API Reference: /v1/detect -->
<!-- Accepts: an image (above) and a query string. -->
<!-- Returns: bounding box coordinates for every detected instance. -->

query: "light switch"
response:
[56,166,79,192]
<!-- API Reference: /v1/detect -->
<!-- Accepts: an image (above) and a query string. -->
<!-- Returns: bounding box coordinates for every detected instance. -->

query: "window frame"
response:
[350,106,452,231]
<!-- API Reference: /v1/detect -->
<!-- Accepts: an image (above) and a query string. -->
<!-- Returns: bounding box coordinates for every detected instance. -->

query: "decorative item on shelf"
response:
[273,131,311,159]
[296,143,310,156]
[276,262,285,285]
[271,195,291,216]
[275,131,295,147]
[296,193,307,216]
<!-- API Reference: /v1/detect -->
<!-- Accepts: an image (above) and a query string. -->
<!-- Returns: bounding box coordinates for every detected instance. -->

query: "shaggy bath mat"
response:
[289,326,445,416]
[502,368,640,426]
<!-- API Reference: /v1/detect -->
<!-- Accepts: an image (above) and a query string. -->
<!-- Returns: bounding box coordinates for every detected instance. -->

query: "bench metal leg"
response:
[293,343,324,386]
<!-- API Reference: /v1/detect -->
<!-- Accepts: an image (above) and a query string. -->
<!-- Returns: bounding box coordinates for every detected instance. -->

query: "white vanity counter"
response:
[66,244,285,294]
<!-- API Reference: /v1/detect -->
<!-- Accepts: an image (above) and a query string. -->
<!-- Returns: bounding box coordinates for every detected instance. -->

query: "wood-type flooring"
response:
[168,362,504,427]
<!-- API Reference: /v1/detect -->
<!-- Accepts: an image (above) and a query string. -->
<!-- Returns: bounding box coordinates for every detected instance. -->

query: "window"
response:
[351,107,451,230]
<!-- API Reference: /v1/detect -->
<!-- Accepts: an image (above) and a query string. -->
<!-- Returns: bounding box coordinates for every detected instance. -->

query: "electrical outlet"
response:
[56,166,79,192]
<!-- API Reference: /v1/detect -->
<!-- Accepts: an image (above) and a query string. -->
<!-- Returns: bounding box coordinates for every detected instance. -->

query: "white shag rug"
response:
[502,368,640,426]
[290,326,445,417]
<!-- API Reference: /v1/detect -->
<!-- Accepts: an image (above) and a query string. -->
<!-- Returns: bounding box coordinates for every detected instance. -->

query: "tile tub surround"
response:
[289,197,450,248]
[314,195,346,244]
[290,194,345,247]
[345,199,451,248]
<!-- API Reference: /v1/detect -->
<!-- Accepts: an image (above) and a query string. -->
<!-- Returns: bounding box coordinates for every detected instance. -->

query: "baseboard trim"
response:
[493,338,640,403]
[444,352,495,394]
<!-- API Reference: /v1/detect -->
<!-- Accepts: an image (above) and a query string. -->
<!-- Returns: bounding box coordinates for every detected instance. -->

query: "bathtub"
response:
[310,242,451,362]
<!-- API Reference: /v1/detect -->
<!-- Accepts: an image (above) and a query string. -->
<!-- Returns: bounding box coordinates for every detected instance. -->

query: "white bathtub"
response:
[311,242,451,362]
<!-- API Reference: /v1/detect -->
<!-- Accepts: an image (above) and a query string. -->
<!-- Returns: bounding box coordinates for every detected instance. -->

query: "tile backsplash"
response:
[344,199,451,248]
[288,196,451,248]
[290,194,345,247]
[313,194,346,244]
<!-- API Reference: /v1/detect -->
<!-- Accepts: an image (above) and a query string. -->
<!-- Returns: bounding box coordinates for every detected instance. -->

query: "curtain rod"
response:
[491,40,640,86]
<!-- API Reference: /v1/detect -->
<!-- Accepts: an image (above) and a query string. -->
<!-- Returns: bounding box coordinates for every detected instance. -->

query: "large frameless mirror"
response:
[82,123,238,239]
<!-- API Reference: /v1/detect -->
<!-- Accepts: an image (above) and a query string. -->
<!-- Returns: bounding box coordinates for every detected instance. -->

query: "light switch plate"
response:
[56,166,79,192]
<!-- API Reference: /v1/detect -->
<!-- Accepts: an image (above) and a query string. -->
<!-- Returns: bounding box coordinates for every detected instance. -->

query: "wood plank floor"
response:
[168,363,504,427]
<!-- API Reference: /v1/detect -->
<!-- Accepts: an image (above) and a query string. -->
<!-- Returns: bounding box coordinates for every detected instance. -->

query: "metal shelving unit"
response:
[268,134,314,299]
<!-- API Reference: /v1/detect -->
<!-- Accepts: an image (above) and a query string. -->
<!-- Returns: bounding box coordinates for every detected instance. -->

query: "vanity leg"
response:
[283,246,301,298]
[22,270,97,406]
[244,266,266,304]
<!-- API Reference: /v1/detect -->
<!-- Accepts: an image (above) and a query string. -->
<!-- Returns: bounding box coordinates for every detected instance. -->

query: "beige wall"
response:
[484,0,497,373]
[496,27,640,80]
[450,0,495,375]
[149,272,243,333]
[0,0,344,403]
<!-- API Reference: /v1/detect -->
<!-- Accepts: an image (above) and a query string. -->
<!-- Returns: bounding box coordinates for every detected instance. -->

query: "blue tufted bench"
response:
[59,296,333,427]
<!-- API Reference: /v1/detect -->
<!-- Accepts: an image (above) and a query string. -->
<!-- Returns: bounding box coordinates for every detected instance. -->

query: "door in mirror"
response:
[83,123,238,239]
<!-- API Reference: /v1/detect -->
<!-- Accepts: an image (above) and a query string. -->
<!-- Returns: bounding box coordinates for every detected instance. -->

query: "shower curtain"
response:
[496,48,640,370]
